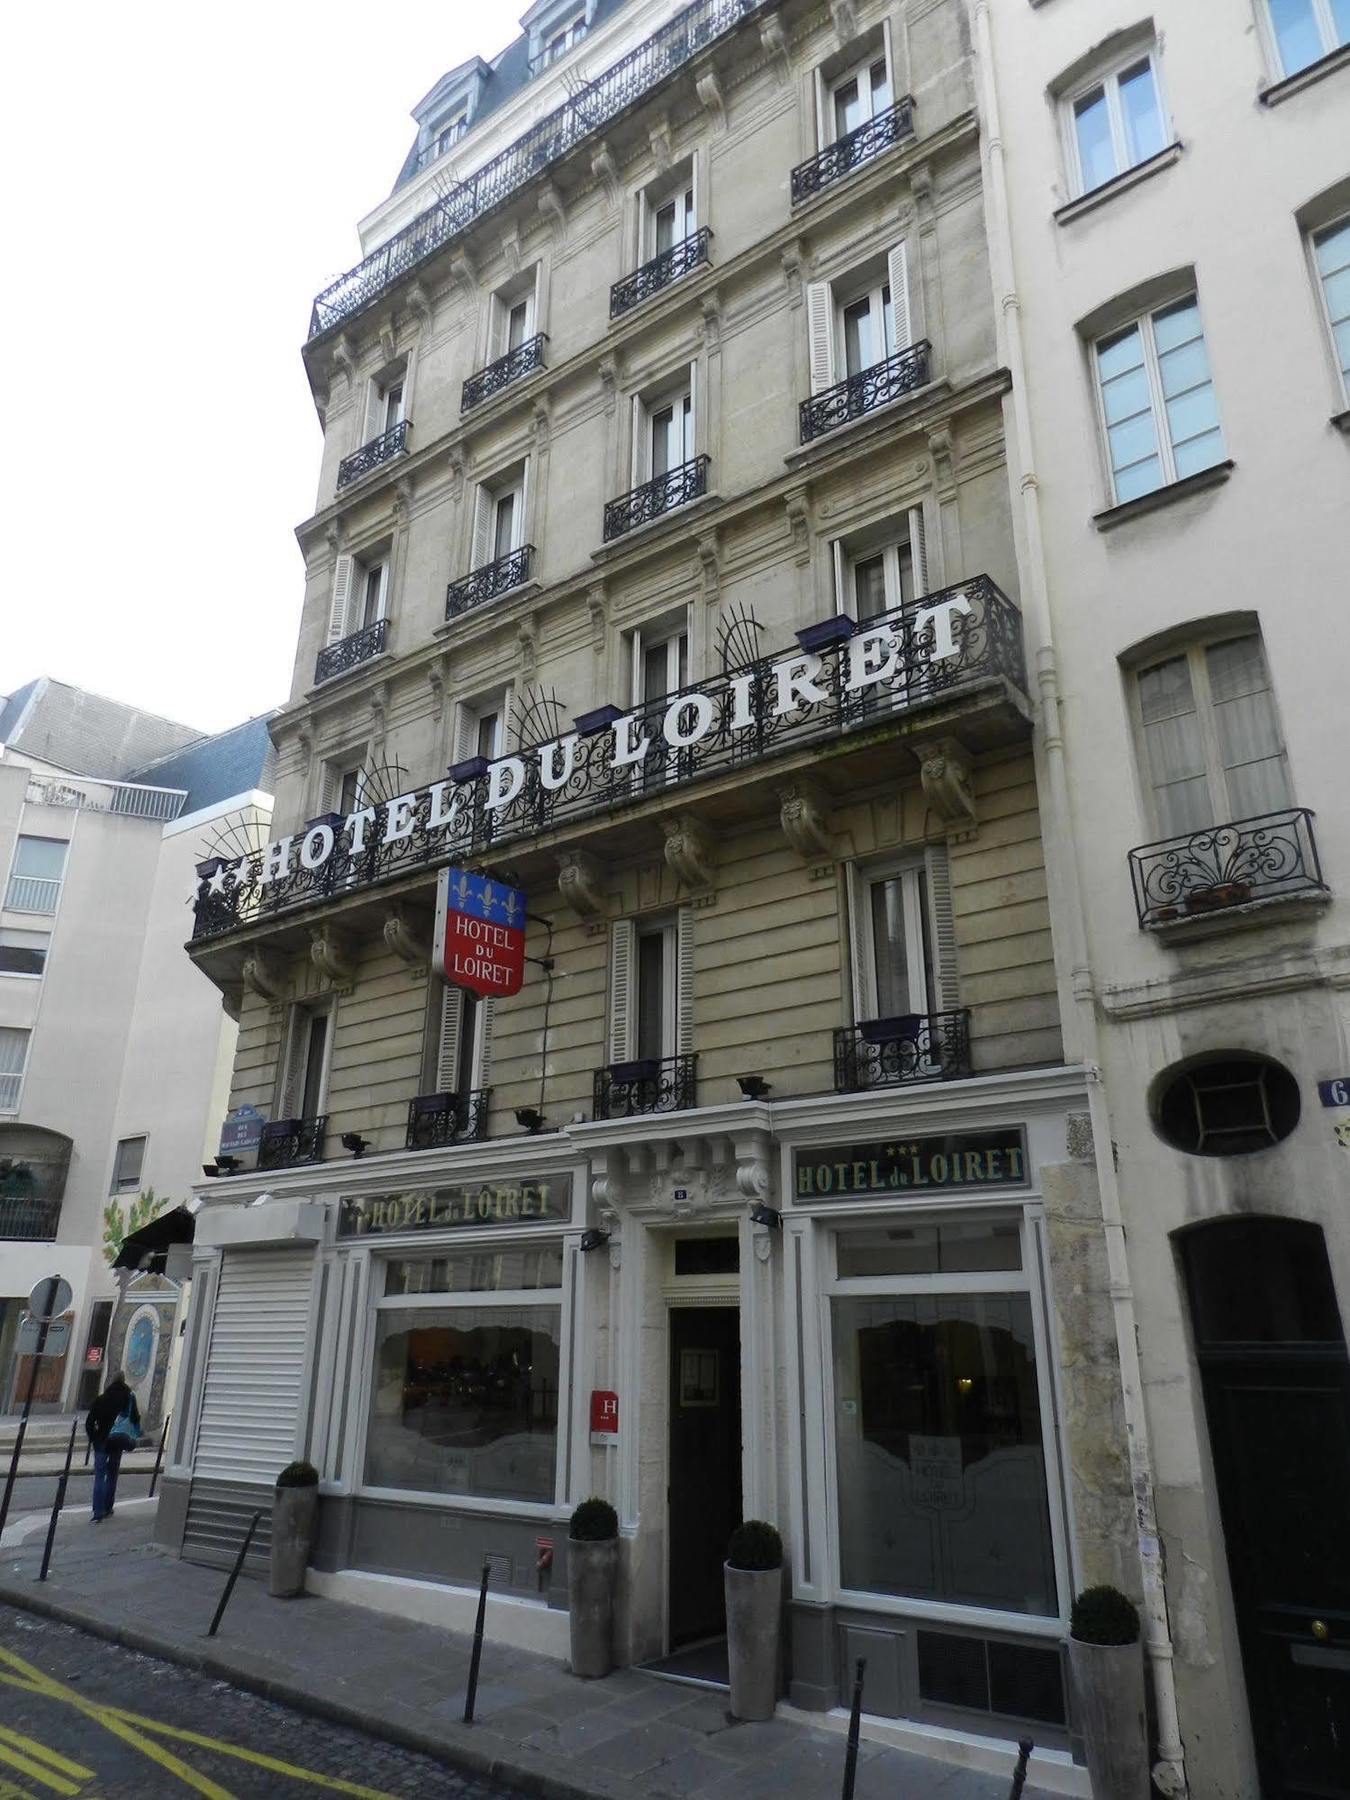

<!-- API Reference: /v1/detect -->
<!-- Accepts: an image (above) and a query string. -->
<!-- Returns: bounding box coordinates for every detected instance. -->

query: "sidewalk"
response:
[0,1505,1083,1800]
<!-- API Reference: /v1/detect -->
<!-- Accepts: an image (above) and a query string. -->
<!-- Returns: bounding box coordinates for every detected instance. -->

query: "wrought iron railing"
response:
[0,1195,62,1240]
[604,455,709,541]
[790,96,916,205]
[337,420,410,489]
[462,335,548,411]
[446,546,535,620]
[834,1013,971,1093]
[799,341,931,443]
[610,229,713,318]
[406,1090,492,1150]
[314,618,389,685]
[594,1054,697,1119]
[1129,808,1327,927]
[257,1116,327,1170]
[308,0,771,341]
[191,577,1027,942]
[3,876,62,914]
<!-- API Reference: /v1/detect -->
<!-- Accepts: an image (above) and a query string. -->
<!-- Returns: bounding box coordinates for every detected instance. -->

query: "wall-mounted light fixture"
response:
[341,1132,370,1158]
[579,1228,611,1254]
[737,1074,772,1100]
[749,1203,781,1231]
[515,1107,546,1133]
[201,1155,242,1179]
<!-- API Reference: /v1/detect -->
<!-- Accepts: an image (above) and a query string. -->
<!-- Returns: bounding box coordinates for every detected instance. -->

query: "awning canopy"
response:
[113,1205,196,1271]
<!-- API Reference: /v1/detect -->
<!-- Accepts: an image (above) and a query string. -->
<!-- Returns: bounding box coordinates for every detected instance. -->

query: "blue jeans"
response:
[92,1444,123,1520]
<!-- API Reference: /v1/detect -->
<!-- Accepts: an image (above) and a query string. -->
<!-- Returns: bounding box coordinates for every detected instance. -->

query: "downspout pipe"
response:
[970,5,1187,1794]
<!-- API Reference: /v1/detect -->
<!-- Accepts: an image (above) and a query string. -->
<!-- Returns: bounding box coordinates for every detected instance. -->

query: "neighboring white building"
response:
[0,679,274,1425]
[976,5,1349,1797]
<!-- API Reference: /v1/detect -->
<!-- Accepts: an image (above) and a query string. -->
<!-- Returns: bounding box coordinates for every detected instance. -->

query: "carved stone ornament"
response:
[517,617,539,684]
[780,240,805,300]
[736,1157,771,1200]
[696,530,720,602]
[500,221,522,274]
[783,489,811,564]
[779,778,834,858]
[240,950,286,1002]
[406,282,432,332]
[918,737,976,829]
[760,15,791,79]
[663,813,715,890]
[378,321,397,366]
[591,143,620,206]
[538,180,566,235]
[649,119,673,175]
[558,848,607,919]
[695,68,724,121]
[383,906,429,968]
[330,334,357,390]
[450,247,478,297]
[310,923,356,985]
[830,0,859,47]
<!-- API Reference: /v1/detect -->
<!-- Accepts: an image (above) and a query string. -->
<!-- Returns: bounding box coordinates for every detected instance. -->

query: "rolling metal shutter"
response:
[192,1246,315,1485]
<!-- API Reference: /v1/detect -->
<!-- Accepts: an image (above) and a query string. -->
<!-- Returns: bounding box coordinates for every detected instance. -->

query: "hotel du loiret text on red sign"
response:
[433,868,528,999]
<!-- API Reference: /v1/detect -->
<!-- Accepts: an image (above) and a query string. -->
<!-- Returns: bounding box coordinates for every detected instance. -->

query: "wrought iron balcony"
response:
[834,1013,971,1093]
[799,341,931,443]
[1129,808,1328,928]
[336,420,410,490]
[594,1054,697,1120]
[257,1116,327,1170]
[314,618,389,685]
[462,335,548,411]
[308,0,771,341]
[604,455,709,542]
[406,1090,491,1150]
[446,546,535,620]
[0,1196,62,1241]
[790,96,915,205]
[610,229,713,318]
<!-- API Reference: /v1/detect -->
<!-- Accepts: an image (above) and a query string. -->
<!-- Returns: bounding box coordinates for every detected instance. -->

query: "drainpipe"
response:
[970,5,1187,1793]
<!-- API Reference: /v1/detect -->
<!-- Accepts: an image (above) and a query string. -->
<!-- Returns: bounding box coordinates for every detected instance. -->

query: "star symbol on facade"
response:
[206,863,230,896]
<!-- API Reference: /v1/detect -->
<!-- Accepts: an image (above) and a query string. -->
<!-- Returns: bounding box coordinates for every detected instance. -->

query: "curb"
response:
[0,1582,637,1800]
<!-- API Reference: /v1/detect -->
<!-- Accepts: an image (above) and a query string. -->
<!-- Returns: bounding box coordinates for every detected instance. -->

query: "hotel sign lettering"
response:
[434,868,527,998]
[337,1176,571,1238]
[794,1129,1028,1200]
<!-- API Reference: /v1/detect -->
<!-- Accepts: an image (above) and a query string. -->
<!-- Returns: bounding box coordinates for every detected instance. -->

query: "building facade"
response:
[977,3,1350,1797]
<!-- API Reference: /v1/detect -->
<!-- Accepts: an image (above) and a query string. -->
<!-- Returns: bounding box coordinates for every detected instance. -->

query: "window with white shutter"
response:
[633,372,696,484]
[809,243,913,394]
[277,1001,334,1122]
[426,980,492,1095]
[824,48,894,148]
[608,915,685,1064]
[469,465,526,570]
[325,554,355,646]
[843,851,958,1082]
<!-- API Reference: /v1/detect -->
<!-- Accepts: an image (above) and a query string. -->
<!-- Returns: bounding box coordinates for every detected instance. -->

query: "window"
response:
[1134,633,1290,835]
[469,467,527,572]
[0,1027,30,1112]
[5,837,67,915]
[365,1250,563,1502]
[427,977,493,1098]
[807,245,913,395]
[492,274,538,359]
[357,559,389,632]
[538,11,586,66]
[843,851,959,1085]
[324,550,390,651]
[362,368,407,447]
[855,863,937,1023]
[436,111,468,155]
[1264,0,1349,78]
[647,180,696,259]
[828,1216,1059,1616]
[336,766,365,816]
[0,928,50,977]
[1094,295,1224,504]
[111,1136,147,1195]
[835,510,928,622]
[1154,1054,1301,1155]
[453,692,509,768]
[278,1002,333,1122]
[634,375,696,485]
[1313,217,1350,395]
[1065,51,1167,196]
[829,52,893,142]
[608,912,692,1068]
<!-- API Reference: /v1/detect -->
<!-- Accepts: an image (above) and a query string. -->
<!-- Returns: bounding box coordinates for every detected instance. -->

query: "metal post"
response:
[38,1420,78,1582]
[206,1511,263,1638]
[1007,1739,1033,1800]
[0,1309,51,1538]
[840,1657,866,1800]
[462,1559,491,1724]
[148,1414,171,1499]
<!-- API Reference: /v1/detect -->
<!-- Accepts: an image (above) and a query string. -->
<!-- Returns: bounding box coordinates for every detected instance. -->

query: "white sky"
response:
[0,2,524,737]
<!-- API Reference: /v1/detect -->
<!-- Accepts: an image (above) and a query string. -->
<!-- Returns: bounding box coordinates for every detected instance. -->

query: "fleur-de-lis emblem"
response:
[503,891,523,926]
[451,871,471,908]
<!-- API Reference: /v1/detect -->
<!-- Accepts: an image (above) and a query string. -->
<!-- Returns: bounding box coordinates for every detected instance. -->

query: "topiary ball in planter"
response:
[568,1497,619,1679]
[270,1463,320,1598]
[1071,1584,1140,1645]
[569,1497,618,1541]
[1068,1587,1147,1800]
[725,1521,784,1721]
[727,1519,783,1571]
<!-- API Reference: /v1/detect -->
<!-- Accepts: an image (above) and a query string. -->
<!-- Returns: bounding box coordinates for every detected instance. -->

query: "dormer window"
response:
[436,112,468,156]
[523,0,595,75]
[409,59,488,175]
[541,12,586,66]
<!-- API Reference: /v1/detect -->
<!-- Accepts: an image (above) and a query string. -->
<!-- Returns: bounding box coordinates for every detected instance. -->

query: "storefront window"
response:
[830,1222,1057,1617]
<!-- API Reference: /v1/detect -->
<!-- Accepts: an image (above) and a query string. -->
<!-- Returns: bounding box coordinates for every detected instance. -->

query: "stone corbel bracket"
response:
[779,777,834,859]
[538,180,567,238]
[830,0,860,47]
[760,14,791,80]
[663,812,715,891]
[591,142,620,207]
[559,848,607,919]
[378,321,398,366]
[405,282,433,333]
[917,737,977,833]
[240,950,287,1003]
[383,906,430,968]
[695,67,724,123]
[734,1126,773,1202]
[310,923,357,986]
[449,247,478,300]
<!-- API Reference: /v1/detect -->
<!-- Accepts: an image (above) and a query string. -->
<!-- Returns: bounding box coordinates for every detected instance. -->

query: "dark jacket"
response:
[85,1381,139,1450]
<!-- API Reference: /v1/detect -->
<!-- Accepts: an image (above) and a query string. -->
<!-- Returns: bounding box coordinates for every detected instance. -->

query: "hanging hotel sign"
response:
[434,869,527,999]
[793,1128,1028,1200]
[337,1175,571,1238]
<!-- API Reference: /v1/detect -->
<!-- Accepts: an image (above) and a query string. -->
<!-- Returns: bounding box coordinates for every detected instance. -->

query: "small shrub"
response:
[276,1460,319,1489]
[569,1497,619,1542]
[727,1520,783,1571]
[1071,1585,1140,1645]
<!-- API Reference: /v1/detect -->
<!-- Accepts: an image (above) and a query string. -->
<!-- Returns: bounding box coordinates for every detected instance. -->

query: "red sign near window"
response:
[590,1390,619,1435]
[433,868,527,999]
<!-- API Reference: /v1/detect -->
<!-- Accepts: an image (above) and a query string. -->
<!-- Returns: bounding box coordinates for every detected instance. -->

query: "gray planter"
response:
[725,1563,782,1721]
[567,1536,617,1678]
[268,1485,318,1598]
[1068,1636,1149,1800]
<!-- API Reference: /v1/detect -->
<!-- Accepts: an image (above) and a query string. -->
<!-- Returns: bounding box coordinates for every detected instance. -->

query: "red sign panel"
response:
[590,1390,619,1435]
[433,868,527,999]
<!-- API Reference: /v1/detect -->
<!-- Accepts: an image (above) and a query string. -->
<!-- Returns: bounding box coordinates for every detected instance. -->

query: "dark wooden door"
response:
[668,1307,742,1645]
[1183,1220,1350,1799]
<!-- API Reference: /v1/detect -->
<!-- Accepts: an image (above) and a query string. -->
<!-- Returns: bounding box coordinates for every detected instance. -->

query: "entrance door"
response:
[1182,1218,1350,1799]
[668,1306,742,1645]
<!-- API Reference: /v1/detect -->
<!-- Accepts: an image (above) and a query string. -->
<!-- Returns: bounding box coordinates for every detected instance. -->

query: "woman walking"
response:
[85,1370,140,1522]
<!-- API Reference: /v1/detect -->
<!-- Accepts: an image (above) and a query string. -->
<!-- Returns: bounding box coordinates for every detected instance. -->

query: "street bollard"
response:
[206,1511,263,1638]
[148,1414,171,1499]
[38,1420,79,1582]
[462,1559,492,1724]
[840,1657,867,1800]
[1007,1739,1034,1800]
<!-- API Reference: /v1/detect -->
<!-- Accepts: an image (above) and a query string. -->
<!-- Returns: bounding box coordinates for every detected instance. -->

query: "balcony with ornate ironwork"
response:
[834,1012,971,1092]
[799,341,931,444]
[462,335,548,411]
[314,618,389,686]
[790,96,915,205]
[1129,807,1329,930]
[604,455,709,542]
[610,229,713,319]
[406,1090,492,1150]
[0,1195,63,1241]
[446,546,535,620]
[257,1116,327,1170]
[594,1054,697,1120]
[336,420,411,490]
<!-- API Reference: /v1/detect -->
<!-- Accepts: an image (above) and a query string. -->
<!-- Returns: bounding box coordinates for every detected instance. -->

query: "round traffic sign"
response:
[28,1275,72,1320]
